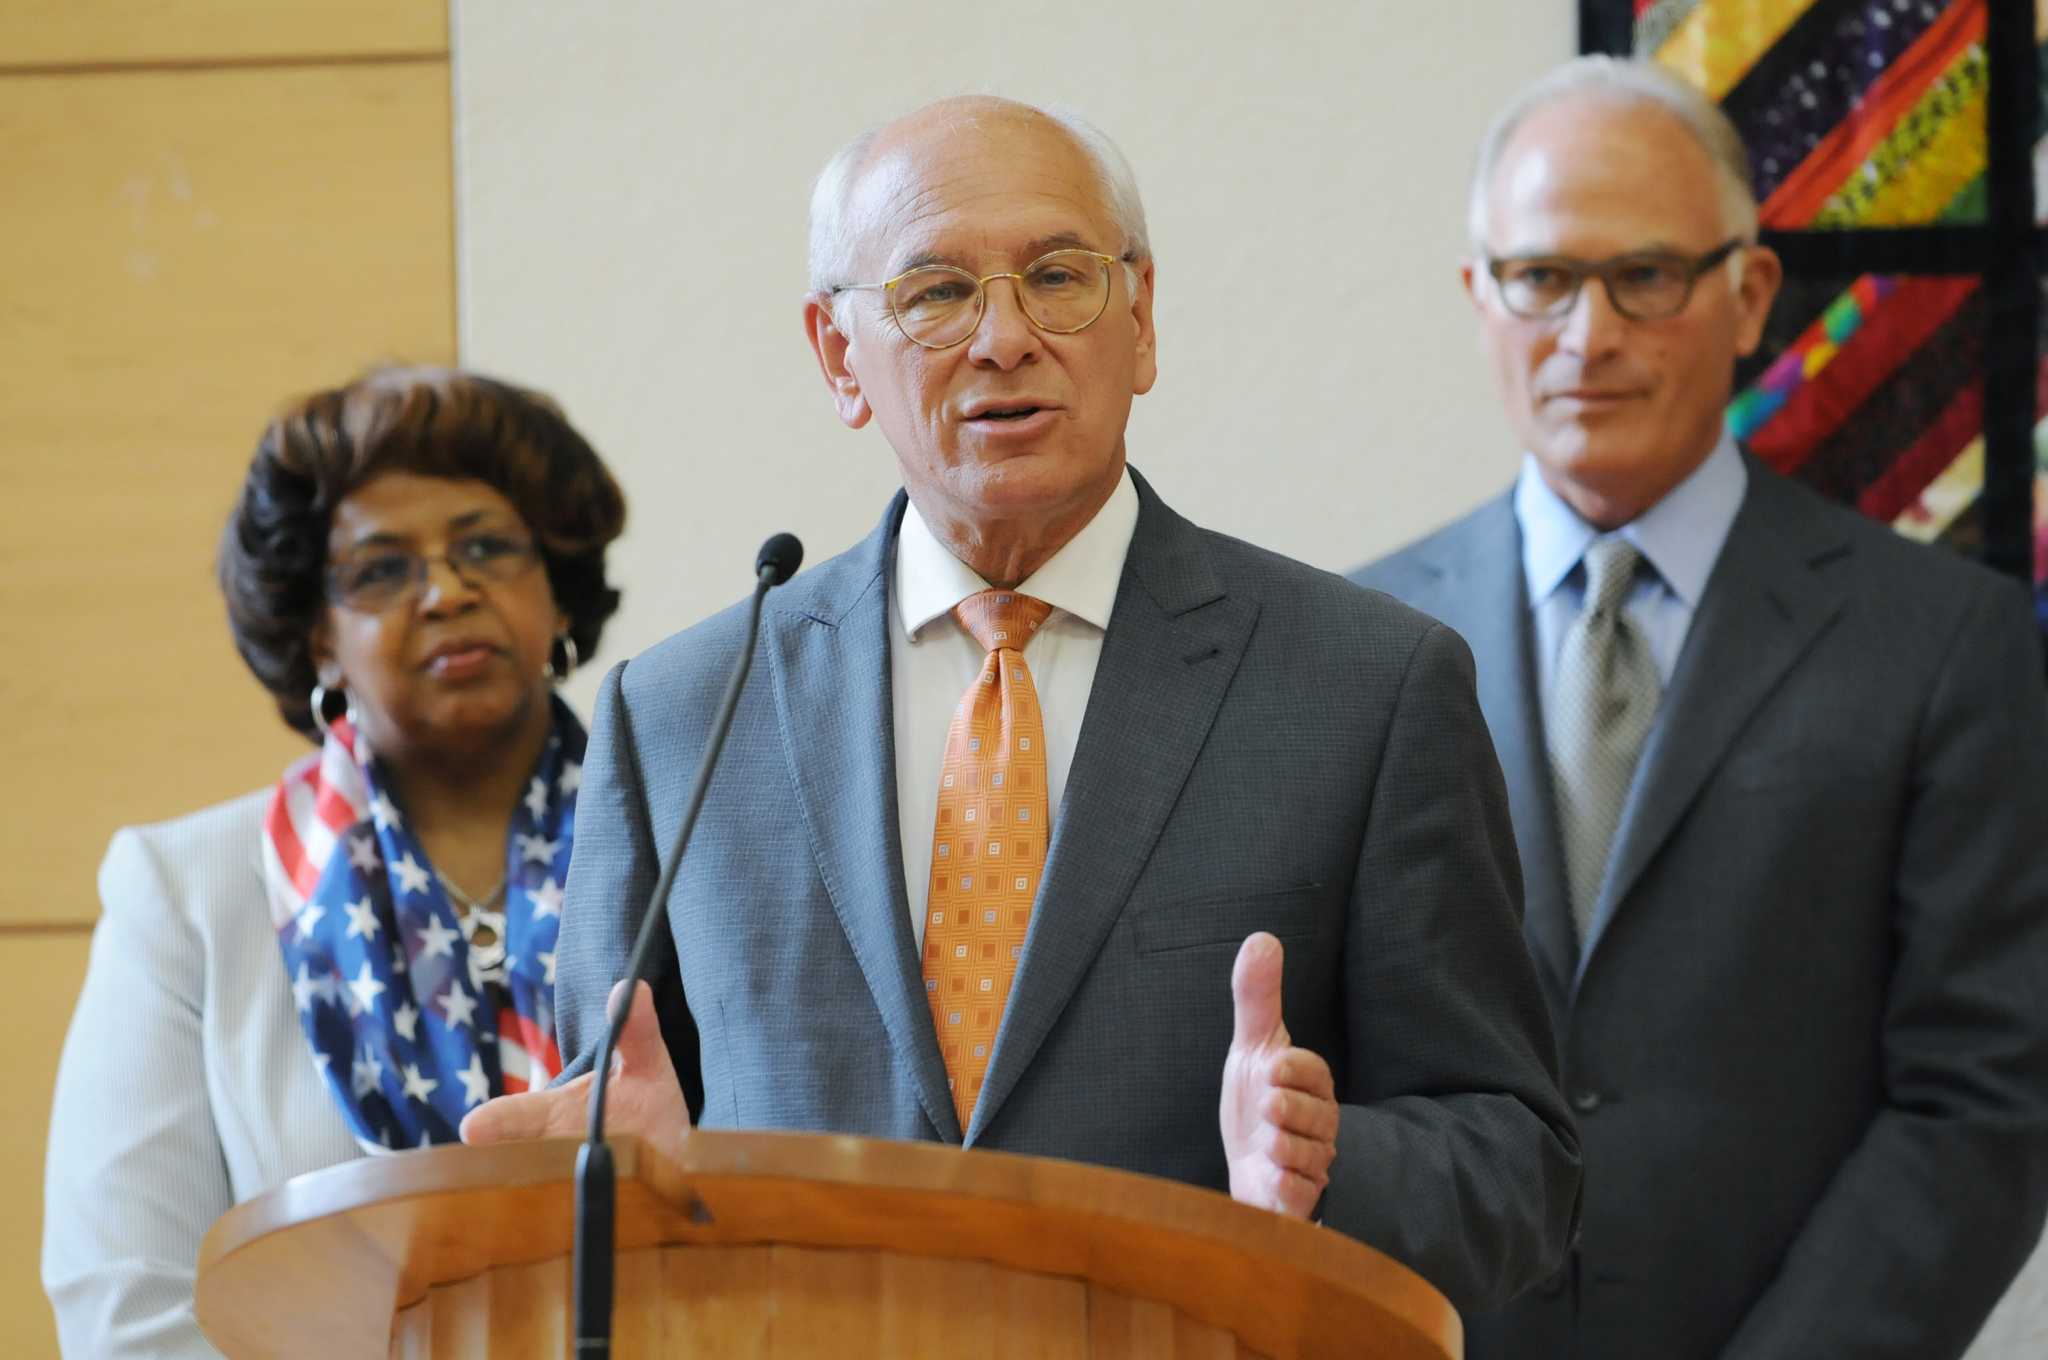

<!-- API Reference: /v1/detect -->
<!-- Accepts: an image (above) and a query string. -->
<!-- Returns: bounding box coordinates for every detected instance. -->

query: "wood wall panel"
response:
[0,1,446,70]
[4,3,453,1352]
[0,61,456,925]
[0,934,94,1360]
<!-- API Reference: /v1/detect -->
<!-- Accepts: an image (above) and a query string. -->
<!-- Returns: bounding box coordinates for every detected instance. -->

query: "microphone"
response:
[756,532,803,586]
[572,532,803,1356]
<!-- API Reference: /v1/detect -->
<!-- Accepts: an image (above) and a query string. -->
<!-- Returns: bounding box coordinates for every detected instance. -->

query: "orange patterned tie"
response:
[923,588,1054,1130]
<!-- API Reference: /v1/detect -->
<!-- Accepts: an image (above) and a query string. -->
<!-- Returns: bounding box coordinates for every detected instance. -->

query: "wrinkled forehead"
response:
[1486,95,1728,255]
[844,114,1118,277]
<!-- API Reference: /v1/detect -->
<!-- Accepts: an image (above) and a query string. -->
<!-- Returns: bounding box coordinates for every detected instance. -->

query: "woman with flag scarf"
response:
[43,367,628,1358]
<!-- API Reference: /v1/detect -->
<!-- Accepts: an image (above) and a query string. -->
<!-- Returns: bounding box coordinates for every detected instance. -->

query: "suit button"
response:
[1536,1267,1568,1298]
[1570,1089,1602,1114]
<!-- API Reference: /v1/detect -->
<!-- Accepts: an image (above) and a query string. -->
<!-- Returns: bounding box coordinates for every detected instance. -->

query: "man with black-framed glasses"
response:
[466,93,1583,1319]
[1356,55,2048,1360]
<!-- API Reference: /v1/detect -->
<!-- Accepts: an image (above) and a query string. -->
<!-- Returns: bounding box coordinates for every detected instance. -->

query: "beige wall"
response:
[7,5,1573,1351]
[454,1,1572,715]
[0,3,455,1354]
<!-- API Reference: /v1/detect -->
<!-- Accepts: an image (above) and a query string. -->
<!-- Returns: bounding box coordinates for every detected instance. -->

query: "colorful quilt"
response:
[1586,0,2048,626]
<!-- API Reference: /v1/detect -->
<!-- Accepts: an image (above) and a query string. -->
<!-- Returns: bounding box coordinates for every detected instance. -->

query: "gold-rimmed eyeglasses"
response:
[832,248,1128,350]
[1485,238,1745,322]
[325,531,541,613]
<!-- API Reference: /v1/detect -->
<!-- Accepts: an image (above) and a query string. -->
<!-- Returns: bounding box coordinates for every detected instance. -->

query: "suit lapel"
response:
[1413,499,1575,1001]
[1576,463,1850,981]
[967,472,1257,1142]
[766,494,961,1143]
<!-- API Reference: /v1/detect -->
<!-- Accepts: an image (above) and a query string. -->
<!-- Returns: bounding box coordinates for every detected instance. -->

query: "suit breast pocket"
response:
[1130,884,1324,955]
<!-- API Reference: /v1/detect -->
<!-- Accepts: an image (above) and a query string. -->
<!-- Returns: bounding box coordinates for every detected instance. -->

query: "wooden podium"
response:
[195,1131,1460,1358]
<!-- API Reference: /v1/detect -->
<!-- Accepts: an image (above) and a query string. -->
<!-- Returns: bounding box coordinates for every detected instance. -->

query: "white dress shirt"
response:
[1516,434,1748,723]
[890,468,1139,950]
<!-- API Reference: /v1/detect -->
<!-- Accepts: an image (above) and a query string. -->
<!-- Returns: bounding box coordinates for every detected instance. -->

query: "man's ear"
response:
[1129,259,1159,397]
[1732,244,1783,359]
[1460,258,1485,314]
[803,294,873,430]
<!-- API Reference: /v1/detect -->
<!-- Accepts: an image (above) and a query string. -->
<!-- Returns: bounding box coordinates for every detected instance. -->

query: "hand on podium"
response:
[1220,932,1339,1220]
[460,980,692,1161]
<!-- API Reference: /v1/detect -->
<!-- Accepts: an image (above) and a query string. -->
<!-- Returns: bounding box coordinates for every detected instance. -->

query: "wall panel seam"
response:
[0,50,447,80]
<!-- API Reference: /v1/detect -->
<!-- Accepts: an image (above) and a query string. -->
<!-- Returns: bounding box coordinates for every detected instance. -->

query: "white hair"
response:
[806,98,1152,301]
[1467,55,1759,250]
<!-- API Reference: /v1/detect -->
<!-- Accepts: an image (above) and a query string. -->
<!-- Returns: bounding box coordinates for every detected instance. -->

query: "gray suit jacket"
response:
[1354,459,2048,1358]
[554,469,1581,1312]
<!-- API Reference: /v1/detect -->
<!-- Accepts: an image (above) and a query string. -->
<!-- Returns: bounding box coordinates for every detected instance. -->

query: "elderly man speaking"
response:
[466,96,1580,1311]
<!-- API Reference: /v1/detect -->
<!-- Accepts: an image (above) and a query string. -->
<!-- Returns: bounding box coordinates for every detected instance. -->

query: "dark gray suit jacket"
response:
[554,469,1581,1312]
[1354,458,2048,1358]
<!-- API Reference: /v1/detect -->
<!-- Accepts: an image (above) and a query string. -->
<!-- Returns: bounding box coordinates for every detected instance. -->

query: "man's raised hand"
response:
[1219,932,1339,1219]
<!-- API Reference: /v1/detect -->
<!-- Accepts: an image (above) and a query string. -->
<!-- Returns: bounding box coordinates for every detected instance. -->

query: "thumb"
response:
[610,979,667,1075]
[1230,931,1287,1051]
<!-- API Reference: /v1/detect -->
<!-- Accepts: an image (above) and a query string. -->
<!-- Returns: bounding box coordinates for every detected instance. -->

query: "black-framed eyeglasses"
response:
[831,247,1130,350]
[1485,238,1746,322]
[325,531,541,613]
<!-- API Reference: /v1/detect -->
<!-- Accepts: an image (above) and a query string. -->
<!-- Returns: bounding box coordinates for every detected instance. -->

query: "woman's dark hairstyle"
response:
[220,366,627,740]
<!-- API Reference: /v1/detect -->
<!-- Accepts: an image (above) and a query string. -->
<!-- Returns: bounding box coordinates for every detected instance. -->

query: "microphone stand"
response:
[571,534,802,1356]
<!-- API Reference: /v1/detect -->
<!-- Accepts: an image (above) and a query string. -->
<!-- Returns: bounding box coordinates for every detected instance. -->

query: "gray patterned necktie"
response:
[1548,536,1661,949]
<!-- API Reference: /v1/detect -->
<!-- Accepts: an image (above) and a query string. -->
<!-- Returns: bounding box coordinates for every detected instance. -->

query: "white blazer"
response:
[43,791,362,1359]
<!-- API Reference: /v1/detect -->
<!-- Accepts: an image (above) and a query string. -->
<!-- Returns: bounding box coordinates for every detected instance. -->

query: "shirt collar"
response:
[1514,434,1747,609]
[895,467,1139,641]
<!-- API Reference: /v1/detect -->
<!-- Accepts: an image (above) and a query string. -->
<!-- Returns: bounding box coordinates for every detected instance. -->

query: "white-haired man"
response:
[466,95,1582,1312]
[1355,57,2048,1358]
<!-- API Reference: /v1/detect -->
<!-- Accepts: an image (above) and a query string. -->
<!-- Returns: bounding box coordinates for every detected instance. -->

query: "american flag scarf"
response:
[261,697,584,1151]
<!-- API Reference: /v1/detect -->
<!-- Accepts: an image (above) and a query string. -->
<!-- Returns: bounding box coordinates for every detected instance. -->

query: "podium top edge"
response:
[197,1129,1460,1358]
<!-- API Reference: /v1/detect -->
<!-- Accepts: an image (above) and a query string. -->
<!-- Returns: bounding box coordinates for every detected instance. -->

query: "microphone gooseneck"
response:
[571,533,803,1357]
